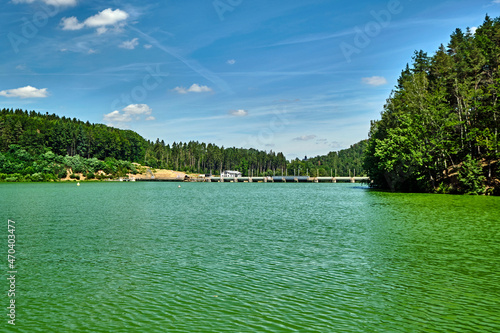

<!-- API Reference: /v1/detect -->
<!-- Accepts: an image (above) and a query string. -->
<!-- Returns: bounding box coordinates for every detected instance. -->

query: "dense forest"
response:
[0,108,145,181]
[364,15,500,194]
[145,138,366,177]
[286,140,367,177]
[0,108,365,181]
[144,139,287,176]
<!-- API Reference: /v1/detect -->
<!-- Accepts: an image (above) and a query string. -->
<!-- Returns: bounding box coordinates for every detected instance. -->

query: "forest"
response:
[0,108,365,181]
[364,15,500,195]
[144,138,366,177]
[286,140,367,177]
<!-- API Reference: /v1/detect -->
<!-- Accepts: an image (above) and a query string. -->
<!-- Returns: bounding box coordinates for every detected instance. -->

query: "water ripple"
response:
[1,183,500,332]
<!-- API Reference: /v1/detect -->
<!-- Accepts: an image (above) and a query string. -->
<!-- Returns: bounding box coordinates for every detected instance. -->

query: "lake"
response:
[1,182,499,332]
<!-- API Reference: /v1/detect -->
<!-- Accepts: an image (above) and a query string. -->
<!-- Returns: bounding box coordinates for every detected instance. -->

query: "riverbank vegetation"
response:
[0,108,365,182]
[364,15,500,195]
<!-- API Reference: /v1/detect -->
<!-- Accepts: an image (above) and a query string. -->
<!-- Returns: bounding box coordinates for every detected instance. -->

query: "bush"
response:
[42,151,56,162]
[43,173,57,182]
[129,163,138,174]
[458,155,486,195]
[436,182,451,194]
[58,168,68,179]
[30,173,44,182]
[85,158,105,174]
[70,174,80,180]
[63,155,85,173]
[103,159,117,175]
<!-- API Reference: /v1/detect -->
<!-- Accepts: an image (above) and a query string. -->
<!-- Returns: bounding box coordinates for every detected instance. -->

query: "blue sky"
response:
[0,0,497,159]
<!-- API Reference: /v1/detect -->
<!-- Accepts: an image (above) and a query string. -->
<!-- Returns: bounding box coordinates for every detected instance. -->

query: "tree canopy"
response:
[364,15,500,194]
[0,107,365,181]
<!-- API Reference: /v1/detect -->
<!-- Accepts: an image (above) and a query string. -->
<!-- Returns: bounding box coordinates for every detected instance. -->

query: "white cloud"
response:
[188,83,212,93]
[293,135,317,141]
[227,59,236,65]
[85,8,128,27]
[61,16,84,30]
[96,27,108,35]
[362,76,388,86]
[229,109,248,117]
[493,0,500,3]
[13,0,76,6]
[470,27,478,35]
[173,83,213,94]
[103,110,131,123]
[104,104,153,125]
[144,44,152,49]
[173,87,188,94]
[61,8,129,34]
[0,85,48,98]
[119,38,139,50]
[44,0,77,5]
[122,104,152,116]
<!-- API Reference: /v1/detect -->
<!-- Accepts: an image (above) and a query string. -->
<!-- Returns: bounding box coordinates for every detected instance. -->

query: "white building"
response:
[221,170,242,178]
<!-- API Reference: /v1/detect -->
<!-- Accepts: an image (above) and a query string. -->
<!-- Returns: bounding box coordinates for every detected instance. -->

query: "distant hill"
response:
[0,108,367,181]
[286,140,368,177]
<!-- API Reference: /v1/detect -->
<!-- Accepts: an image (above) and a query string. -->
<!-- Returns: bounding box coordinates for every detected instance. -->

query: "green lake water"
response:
[1,182,499,332]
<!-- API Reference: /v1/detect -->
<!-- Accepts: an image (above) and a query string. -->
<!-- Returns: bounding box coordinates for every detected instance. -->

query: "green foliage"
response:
[58,168,68,179]
[30,173,44,182]
[436,182,452,194]
[143,140,289,176]
[282,141,368,178]
[0,147,137,182]
[458,155,486,194]
[0,108,147,161]
[0,107,367,182]
[364,15,500,193]
[63,155,85,173]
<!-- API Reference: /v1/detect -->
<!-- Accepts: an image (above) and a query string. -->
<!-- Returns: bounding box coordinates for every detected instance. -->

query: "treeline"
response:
[0,108,145,181]
[0,108,289,178]
[0,108,146,161]
[287,140,367,177]
[0,107,367,181]
[144,139,367,177]
[364,15,500,194]
[144,139,288,176]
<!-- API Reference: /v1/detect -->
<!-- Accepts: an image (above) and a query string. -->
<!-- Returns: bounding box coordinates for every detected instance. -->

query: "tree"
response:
[458,155,486,194]
[364,15,500,194]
